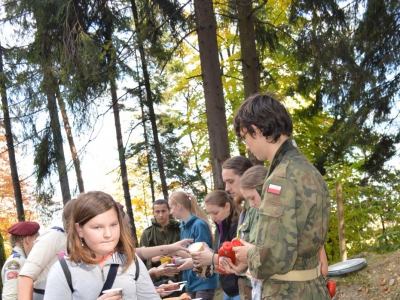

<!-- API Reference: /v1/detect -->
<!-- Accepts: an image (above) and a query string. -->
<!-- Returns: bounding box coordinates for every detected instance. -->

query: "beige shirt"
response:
[1,246,26,300]
[19,228,67,300]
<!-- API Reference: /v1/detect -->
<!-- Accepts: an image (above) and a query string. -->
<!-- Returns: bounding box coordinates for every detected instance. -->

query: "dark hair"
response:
[153,199,170,210]
[204,190,242,227]
[222,156,253,176]
[67,191,135,272]
[240,165,269,189]
[233,93,293,143]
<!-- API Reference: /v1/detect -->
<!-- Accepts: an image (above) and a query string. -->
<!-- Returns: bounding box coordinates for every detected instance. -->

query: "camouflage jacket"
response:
[247,138,331,299]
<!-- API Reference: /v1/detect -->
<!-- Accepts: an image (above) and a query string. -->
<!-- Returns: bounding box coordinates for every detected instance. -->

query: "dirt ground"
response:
[329,250,400,299]
[214,250,400,300]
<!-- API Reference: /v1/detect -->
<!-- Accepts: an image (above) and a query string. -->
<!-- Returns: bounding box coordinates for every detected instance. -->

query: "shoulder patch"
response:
[11,249,21,258]
[51,226,65,233]
[267,184,282,195]
[6,271,19,280]
[6,260,21,270]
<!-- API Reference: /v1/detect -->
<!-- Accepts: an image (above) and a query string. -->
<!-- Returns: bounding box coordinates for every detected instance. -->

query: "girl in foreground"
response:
[44,191,191,300]
[169,191,218,300]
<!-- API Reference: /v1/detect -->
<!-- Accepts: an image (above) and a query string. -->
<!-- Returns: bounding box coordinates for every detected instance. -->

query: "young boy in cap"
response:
[1,221,40,300]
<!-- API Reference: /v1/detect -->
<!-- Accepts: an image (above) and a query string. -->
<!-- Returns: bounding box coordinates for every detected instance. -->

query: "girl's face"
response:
[75,208,120,258]
[240,188,262,208]
[205,202,231,223]
[168,200,181,220]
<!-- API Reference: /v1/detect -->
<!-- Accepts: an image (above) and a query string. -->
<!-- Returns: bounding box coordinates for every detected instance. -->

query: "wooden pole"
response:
[336,182,347,261]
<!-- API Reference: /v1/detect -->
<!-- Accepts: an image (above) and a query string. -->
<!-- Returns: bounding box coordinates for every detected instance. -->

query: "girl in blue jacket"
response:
[169,191,218,300]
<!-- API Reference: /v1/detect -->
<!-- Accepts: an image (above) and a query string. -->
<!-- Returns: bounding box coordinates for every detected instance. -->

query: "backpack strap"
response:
[99,264,119,297]
[134,257,139,281]
[60,258,74,293]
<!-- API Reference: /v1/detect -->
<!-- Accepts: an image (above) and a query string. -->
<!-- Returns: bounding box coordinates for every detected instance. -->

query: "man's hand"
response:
[190,242,213,267]
[167,238,194,255]
[219,259,248,275]
[232,240,254,264]
[177,258,194,271]
[155,280,175,298]
[151,255,163,264]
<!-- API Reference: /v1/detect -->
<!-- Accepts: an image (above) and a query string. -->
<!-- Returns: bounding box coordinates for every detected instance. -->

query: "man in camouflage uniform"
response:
[232,93,331,299]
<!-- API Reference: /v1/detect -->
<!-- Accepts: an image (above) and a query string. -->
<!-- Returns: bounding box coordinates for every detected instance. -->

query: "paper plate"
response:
[328,258,367,276]
[164,283,186,292]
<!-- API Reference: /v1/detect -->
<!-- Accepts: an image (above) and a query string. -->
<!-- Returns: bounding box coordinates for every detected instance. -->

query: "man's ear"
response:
[75,223,83,238]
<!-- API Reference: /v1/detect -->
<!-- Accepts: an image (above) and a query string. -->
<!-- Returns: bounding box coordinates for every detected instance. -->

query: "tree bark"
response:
[336,182,347,261]
[139,83,155,202]
[0,44,25,220]
[56,87,85,193]
[43,68,72,205]
[236,0,263,166]
[130,0,169,200]
[109,72,137,242]
[193,0,231,190]
[102,4,137,242]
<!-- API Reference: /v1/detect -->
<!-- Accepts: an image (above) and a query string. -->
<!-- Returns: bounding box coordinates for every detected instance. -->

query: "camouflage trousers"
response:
[238,277,252,300]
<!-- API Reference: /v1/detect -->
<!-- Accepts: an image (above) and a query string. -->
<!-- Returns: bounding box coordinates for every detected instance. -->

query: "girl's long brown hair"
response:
[204,190,242,226]
[67,191,135,272]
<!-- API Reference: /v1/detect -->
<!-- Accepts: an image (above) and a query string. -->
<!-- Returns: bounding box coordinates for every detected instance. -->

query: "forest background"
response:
[0,0,399,280]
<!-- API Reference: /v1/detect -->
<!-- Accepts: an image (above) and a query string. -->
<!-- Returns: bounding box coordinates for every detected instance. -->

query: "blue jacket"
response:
[180,215,218,293]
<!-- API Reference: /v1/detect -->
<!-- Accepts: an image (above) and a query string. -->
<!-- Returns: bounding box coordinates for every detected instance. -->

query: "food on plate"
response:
[160,282,180,291]
[163,293,191,300]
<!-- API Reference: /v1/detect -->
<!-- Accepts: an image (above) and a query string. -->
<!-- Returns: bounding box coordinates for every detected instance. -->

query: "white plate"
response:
[162,283,186,292]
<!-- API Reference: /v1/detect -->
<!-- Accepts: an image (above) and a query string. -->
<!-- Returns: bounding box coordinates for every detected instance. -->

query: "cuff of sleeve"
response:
[18,263,42,281]
[248,247,261,269]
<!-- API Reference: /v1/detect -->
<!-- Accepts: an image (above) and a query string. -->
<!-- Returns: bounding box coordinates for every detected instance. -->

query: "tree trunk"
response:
[43,68,72,205]
[130,0,169,200]
[0,44,25,221]
[139,83,155,202]
[102,5,137,242]
[56,87,85,193]
[236,0,263,166]
[109,72,138,242]
[336,182,347,261]
[193,0,231,190]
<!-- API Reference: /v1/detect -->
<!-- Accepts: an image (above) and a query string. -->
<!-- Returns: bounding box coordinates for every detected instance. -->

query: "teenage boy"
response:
[140,199,181,285]
[232,93,331,299]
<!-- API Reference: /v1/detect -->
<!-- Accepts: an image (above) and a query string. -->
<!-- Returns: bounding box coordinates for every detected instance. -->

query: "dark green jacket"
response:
[139,218,181,271]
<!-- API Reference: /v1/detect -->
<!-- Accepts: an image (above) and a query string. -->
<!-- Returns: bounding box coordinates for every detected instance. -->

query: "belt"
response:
[33,288,45,295]
[269,262,321,281]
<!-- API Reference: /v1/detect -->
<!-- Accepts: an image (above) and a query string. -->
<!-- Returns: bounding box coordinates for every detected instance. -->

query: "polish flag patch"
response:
[267,184,282,195]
